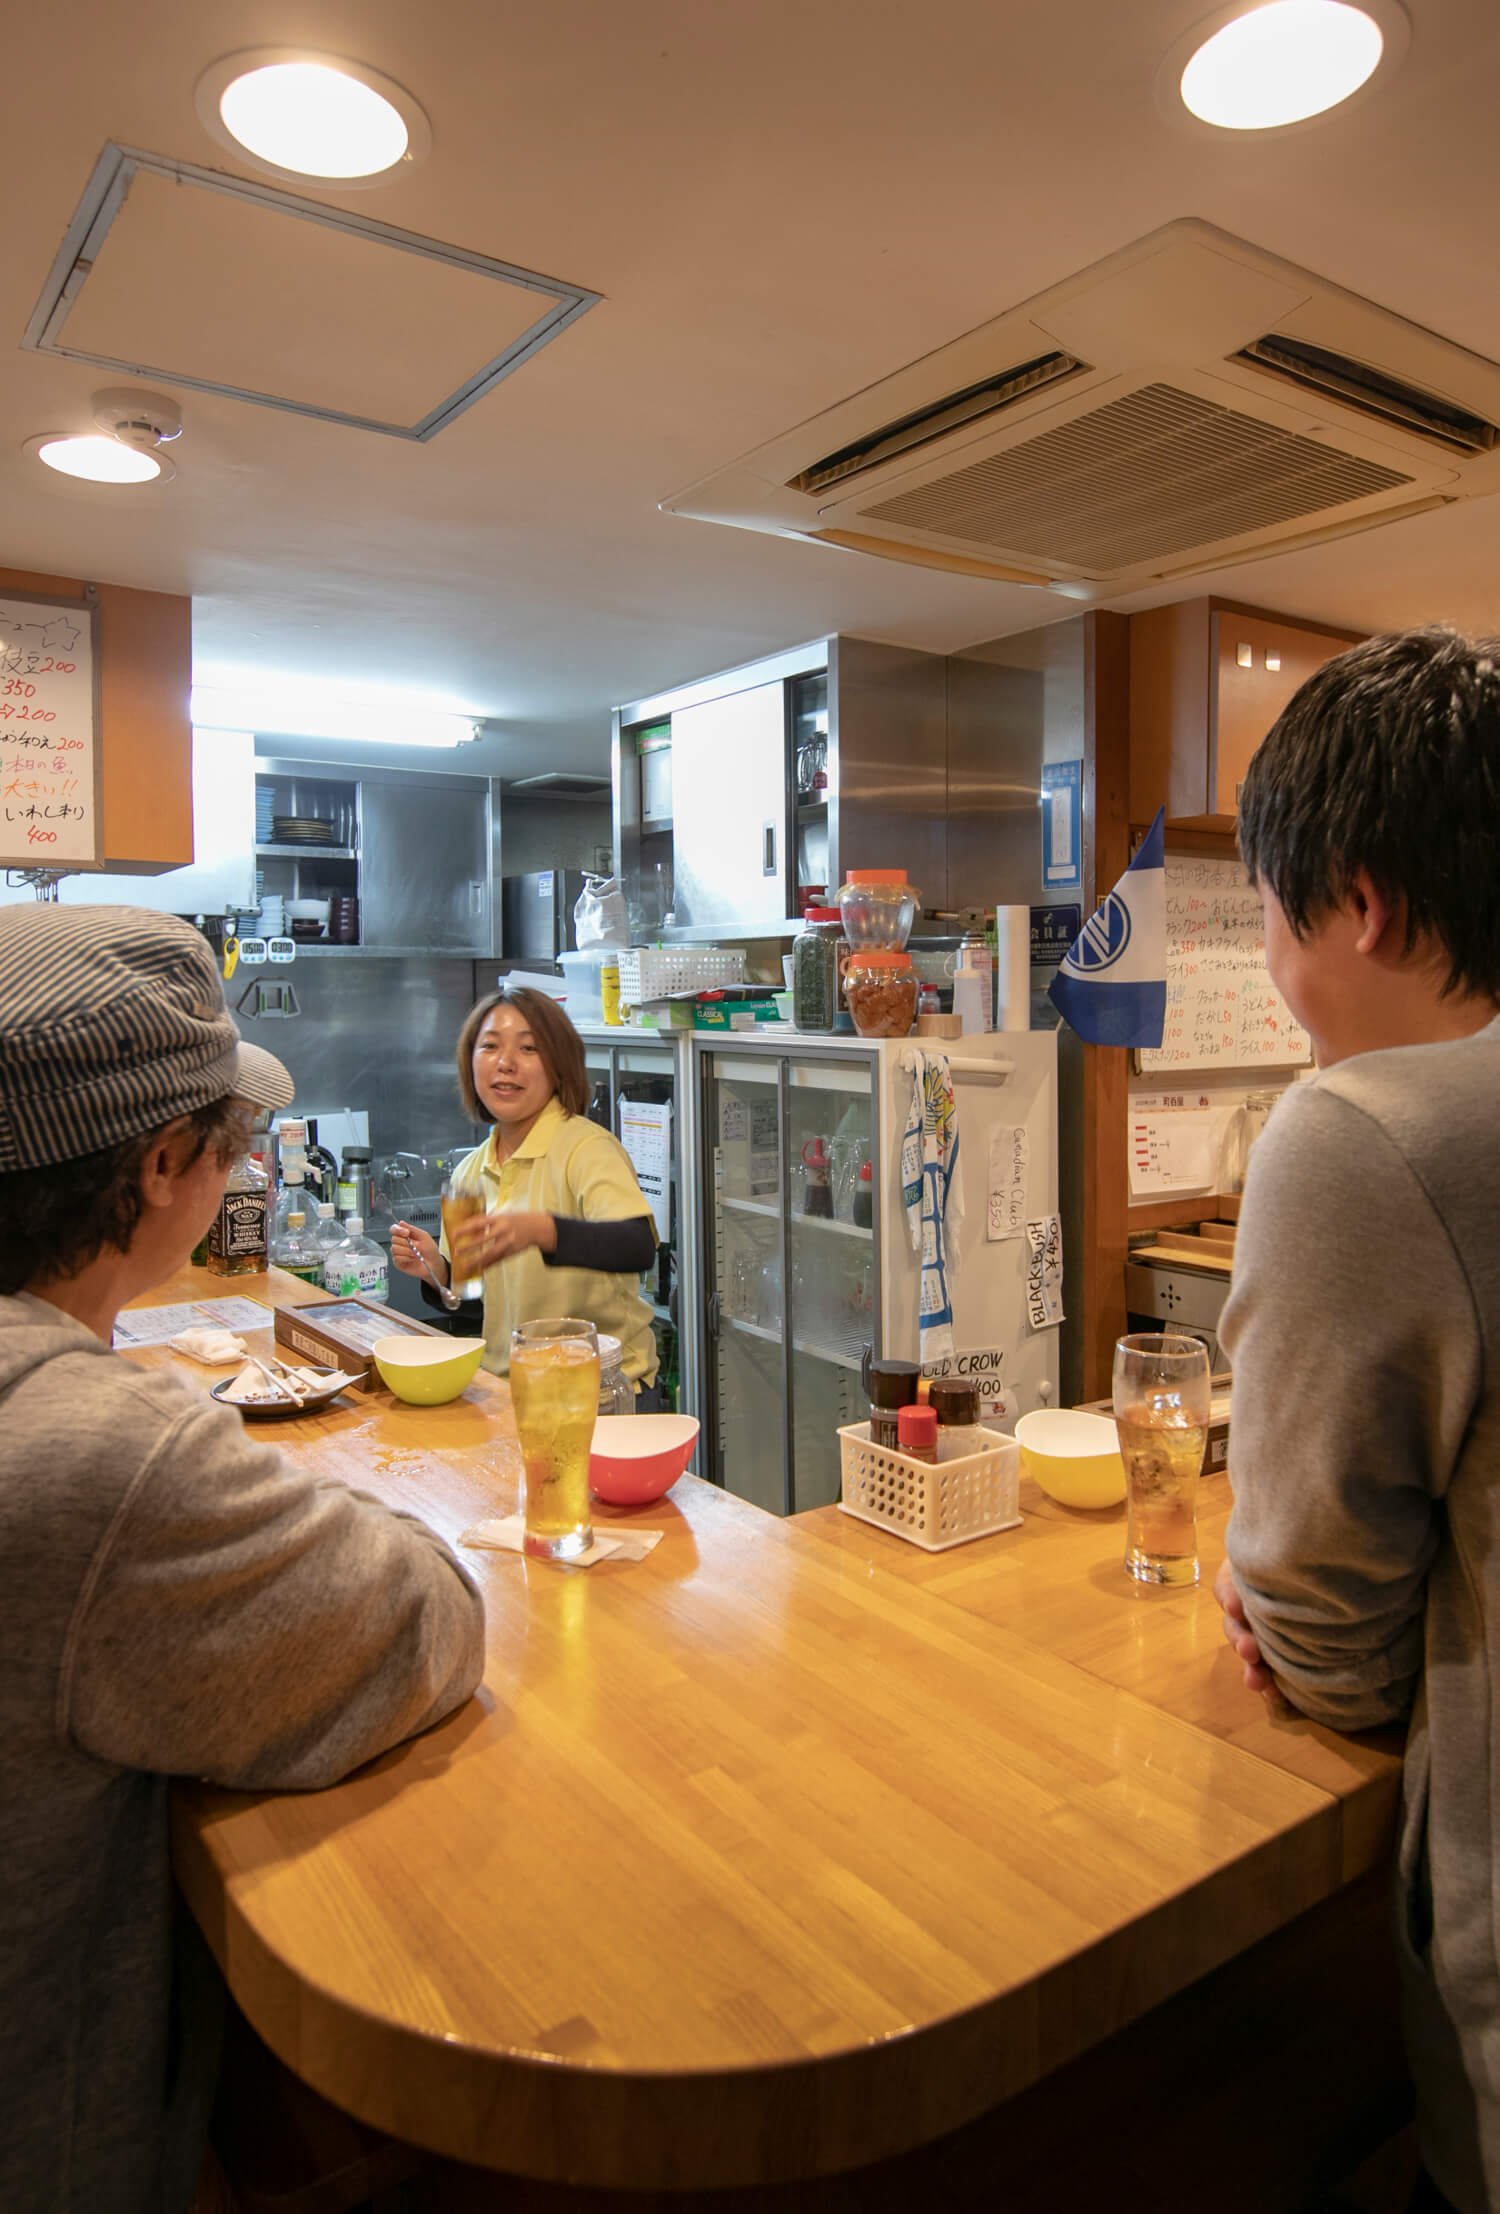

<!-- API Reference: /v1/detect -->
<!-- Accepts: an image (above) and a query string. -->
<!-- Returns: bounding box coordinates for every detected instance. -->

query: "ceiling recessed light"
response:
[30,435,165,484]
[1162,0,1407,135]
[195,49,431,184]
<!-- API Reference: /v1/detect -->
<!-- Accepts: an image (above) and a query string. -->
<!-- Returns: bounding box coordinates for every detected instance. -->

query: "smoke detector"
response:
[92,386,184,452]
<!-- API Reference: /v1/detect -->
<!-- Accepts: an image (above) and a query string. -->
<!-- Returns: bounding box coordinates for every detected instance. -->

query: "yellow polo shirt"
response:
[438,1098,658,1386]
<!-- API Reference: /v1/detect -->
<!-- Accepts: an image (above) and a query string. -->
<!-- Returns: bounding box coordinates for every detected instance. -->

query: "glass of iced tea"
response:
[1112,1333,1211,1587]
[510,1318,600,1561]
[441,1178,486,1301]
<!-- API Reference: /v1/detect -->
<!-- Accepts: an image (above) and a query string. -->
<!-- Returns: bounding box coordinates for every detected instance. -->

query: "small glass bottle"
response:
[897,1404,939,1464]
[867,1357,919,1449]
[928,1379,989,1462]
[205,1151,268,1276]
[596,1333,634,1415]
[852,1161,874,1228]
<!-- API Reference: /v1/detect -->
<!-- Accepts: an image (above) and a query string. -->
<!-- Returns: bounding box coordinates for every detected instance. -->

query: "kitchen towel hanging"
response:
[901,1049,965,1363]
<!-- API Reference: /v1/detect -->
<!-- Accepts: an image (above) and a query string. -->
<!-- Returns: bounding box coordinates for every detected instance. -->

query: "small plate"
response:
[211,1365,348,1420]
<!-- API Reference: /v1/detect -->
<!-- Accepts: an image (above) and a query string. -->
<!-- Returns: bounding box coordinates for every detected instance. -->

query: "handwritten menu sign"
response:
[1137,855,1311,1072]
[0,592,101,869]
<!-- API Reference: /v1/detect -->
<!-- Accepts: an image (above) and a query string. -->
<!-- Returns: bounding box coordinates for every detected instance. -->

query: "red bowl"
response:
[589,1414,700,1505]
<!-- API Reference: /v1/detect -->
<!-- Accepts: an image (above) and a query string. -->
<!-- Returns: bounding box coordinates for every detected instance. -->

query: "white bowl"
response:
[284,898,330,921]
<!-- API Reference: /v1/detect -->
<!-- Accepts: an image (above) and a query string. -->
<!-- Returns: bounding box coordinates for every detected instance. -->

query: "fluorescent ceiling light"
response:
[32,434,163,483]
[191,680,480,749]
[1179,0,1385,128]
[196,50,431,183]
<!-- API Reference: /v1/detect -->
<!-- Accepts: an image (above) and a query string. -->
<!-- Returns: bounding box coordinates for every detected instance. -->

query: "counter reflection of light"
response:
[190,677,481,749]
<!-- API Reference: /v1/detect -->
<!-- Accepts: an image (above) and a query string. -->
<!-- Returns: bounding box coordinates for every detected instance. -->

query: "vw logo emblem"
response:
[1072,894,1132,972]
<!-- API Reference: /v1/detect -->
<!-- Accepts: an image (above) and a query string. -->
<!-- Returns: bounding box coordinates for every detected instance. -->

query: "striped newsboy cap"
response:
[0,905,293,1171]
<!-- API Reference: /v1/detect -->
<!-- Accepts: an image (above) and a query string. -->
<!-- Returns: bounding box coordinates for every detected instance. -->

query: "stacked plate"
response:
[271,815,335,845]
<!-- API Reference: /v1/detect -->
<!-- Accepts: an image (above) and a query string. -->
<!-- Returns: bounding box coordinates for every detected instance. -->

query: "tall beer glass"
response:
[510,1318,600,1561]
[1112,1333,1211,1586]
[441,1177,486,1302]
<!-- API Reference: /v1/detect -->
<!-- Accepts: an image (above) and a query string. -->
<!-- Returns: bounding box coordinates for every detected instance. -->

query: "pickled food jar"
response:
[792,907,845,1032]
[845,950,918,1038]
[837,868,919,951]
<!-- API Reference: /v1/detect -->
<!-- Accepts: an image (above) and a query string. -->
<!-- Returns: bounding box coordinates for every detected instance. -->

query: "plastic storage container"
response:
[837,868,919,951]
[596,1332,634,1415]
[845,950,918,1038]
[557,948,615,1024]
[838,1421,1022,1551]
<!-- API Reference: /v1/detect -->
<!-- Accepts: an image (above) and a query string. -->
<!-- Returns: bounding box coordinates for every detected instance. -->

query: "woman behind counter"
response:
[391,987,661,1401]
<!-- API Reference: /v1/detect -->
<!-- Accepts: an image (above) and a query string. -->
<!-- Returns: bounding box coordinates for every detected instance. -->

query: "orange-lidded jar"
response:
[845,949,918,1038]
[837,867,919,951]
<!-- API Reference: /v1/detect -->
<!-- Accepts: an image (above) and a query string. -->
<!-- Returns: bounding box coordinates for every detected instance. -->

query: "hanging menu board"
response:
[1137,853,1312,1072]
[0,591,102,870]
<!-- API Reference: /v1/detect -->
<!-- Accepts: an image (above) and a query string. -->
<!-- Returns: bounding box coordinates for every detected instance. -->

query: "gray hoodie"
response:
[0,1293,485,2214]
[1223,1016,1500,2214]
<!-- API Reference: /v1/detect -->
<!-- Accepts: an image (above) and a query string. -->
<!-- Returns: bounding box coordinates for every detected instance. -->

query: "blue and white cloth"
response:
[901,1050,964,1364]
[1047,807,1167,1049]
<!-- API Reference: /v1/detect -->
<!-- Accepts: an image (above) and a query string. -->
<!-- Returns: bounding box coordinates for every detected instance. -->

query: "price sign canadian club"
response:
[0,589,103,870]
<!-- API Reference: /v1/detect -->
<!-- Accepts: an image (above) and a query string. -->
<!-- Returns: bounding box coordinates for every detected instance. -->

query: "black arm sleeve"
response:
[545,1215,657,1274]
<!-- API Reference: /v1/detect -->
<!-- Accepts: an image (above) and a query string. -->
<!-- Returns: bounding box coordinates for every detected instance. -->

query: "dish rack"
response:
[617,948,747,1001]
[837,1421,1021,1551]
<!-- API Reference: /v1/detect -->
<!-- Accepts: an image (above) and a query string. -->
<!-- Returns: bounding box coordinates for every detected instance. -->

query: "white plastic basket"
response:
[617,947,747,1002]
[837,1421,1022,1551]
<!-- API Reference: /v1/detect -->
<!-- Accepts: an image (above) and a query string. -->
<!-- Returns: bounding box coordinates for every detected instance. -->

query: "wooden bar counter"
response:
[123,1267,1407,2206]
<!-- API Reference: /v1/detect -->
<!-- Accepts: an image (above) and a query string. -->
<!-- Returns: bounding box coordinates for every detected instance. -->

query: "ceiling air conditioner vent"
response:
[862,382,1412,571]
[509,773,610,795]
[1234,336,1500,457]
[663,219,1500,591]
[787,349,1088,497]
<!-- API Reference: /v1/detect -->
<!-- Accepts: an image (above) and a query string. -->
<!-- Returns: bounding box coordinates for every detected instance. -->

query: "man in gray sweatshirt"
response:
[1213,629,1500,2214]
[0,905,486,2214]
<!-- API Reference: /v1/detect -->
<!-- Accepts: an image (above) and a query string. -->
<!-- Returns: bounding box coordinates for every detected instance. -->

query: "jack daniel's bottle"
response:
[206,1151,269,1275]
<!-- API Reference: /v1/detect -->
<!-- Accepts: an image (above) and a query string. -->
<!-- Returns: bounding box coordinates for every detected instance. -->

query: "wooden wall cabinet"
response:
[1129,598,1364,829]
[0,563,192,871]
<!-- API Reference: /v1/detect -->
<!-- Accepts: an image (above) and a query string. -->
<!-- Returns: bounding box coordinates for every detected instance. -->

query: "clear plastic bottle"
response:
[321,1216,389,1301]
[270,1202,324,1285]
[270,1166,309,1247]
[205,1151,268,1276]
[313,1201,344,1255]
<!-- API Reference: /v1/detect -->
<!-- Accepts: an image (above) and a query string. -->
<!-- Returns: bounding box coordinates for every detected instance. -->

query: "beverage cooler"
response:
[697,1032,1061,1516]
[574,1025,697,1414]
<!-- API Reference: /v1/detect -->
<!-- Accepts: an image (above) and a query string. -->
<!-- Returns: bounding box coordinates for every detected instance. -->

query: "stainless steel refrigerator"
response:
[500,870,590,963]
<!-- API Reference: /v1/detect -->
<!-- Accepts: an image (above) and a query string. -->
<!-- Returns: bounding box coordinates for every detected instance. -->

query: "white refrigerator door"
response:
[876,1032,1061,1422]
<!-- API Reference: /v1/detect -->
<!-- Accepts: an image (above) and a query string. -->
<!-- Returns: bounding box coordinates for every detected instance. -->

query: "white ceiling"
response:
[5,0,1500,781]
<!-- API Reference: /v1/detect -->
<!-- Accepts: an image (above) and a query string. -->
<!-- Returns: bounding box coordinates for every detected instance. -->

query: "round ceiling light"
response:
[30,435,165,485]
[195,50,430,183]
[1163,0,1407,134]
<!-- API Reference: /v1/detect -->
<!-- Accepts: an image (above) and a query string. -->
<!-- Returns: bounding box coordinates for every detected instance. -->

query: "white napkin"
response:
[169,1327,249,1365]
[460,1515,663,1567]
[219,1361,356,1406]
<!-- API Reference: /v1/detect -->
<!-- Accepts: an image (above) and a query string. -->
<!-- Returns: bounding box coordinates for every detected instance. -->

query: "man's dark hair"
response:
[1237,625,1500,1000]
[0,1097,251,1296]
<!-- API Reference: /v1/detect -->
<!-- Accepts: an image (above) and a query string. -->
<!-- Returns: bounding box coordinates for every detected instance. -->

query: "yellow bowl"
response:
[372,1334,485,1406]
[1015,1408,1127,1509]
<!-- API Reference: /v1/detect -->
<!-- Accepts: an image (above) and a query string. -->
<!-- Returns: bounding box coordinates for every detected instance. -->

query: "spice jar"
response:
[897,1404,939,1464]
[845,950,918,1038]
[837,868,919,951]
[866,1357,919,1449]
[928,1379,988,1461]
[792,907,845,1032]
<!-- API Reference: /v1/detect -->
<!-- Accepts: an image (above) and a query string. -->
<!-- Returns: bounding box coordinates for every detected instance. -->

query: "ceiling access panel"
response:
[23,144,601,441]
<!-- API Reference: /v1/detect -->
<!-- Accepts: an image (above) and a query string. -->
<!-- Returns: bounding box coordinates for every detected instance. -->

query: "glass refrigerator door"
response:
[786,1055,874,1511]
[615,1043,677,1407]
[703,1052,788,1514]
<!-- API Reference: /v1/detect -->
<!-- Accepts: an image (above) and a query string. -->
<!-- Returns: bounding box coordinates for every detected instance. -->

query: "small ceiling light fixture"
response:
[195,49,431,184]
[28,386,182,485]
[1163,0,1407,134]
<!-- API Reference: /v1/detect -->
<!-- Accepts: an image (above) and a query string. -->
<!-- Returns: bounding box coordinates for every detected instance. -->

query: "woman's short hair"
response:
[455,988,590,1123]
[1238,625,1500,1001]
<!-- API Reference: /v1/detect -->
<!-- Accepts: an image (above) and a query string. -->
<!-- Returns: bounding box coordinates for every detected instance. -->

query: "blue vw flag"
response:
[1047,808,1166,1048]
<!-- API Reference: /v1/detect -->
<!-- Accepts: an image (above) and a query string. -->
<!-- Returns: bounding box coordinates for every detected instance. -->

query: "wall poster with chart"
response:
[0,589,102,870]
[1137,853,1312,1073]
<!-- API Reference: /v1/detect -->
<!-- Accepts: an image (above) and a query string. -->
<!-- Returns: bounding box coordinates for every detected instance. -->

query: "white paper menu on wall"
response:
[1137,854,1312,1072]
[0,591,101,870]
